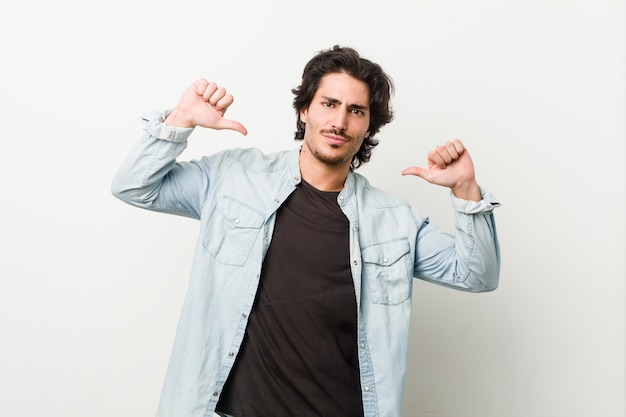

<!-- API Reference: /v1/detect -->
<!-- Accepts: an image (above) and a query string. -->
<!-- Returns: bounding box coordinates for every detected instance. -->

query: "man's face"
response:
[299,72,371,169]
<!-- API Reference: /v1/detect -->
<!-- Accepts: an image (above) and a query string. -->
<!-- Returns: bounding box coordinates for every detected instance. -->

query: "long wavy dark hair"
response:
[292,45,394,169]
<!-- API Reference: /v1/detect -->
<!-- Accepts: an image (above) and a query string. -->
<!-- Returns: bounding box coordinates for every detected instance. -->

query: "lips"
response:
[323,131,348,145]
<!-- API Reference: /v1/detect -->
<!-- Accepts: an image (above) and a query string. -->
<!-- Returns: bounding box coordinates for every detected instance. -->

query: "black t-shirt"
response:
[216,180,364,417]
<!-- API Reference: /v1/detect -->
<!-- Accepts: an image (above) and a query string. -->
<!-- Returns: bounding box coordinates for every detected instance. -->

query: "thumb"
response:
[215,118,248,136]
[401,166,428,178]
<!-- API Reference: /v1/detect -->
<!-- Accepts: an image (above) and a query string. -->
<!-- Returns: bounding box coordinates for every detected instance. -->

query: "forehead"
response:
[316,72,370,106]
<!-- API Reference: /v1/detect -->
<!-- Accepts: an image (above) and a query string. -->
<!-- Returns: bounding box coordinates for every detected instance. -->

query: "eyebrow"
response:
[322,96,369,111]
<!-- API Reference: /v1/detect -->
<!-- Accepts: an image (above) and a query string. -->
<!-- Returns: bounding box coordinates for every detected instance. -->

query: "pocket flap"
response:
[215,197,264,229]
[362,239,410,266]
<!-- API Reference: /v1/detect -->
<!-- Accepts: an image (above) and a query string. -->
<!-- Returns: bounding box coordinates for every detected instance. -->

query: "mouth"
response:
[323,131,349,145]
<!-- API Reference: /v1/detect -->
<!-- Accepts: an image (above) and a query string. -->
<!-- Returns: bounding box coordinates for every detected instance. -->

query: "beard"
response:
[302,129,362,168]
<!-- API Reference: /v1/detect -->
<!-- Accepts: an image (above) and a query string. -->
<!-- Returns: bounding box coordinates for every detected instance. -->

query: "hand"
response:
[164,79,248,135]
[401,139,481,201]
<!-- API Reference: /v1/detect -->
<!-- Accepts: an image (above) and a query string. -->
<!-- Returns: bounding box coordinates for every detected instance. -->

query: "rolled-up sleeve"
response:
[414,187,501,292]
[111,110,206,219]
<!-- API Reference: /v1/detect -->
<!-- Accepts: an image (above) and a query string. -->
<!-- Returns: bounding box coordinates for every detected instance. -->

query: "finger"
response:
[209,87,227,106]
[451,138,465,155]
[428,149,447,169]
[202,82,219,101]
[193,79,208,94]
[401,166,428,178]
[435,144,455,165]
[443,140,460,160]
[216,118,248,136]
[215,94,235,112]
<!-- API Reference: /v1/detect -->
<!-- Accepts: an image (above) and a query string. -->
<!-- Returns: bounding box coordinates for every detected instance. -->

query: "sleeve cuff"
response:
[141,110,194,143]
[450,187,501,214]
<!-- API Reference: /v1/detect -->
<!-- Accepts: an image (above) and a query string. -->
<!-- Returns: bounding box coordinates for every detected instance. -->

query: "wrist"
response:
[164,108,195,128]
[451,180,481,202]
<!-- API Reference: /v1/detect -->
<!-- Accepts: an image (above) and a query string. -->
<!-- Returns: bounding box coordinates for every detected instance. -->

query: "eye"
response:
[351,108,364,116]
[322,101,334,108]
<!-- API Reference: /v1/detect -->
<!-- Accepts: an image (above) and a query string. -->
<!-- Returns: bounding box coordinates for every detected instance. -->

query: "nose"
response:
[331,109,348,132]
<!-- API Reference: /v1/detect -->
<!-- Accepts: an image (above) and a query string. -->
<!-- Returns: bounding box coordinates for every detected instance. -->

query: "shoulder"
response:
[352,172,411,209]
[205,147,294,172]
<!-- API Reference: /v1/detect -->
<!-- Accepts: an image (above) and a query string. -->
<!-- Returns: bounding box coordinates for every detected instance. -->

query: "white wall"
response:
[1,1,624,416]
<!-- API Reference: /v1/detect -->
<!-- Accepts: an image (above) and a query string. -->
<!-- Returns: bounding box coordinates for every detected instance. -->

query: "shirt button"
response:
[360,343,365,349]
[228,352,234,357]
[213,391,219,396]
[383,257,389,263]
[364,386,370,392]
[353,260,358,266]
[233,218,240,224]
[242,313,248,319]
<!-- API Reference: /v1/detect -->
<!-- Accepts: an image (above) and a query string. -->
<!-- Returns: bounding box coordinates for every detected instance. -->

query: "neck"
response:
[299,147,350,192]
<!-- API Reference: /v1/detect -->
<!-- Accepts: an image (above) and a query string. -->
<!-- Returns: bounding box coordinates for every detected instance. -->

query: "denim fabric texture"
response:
[112,111,501,417]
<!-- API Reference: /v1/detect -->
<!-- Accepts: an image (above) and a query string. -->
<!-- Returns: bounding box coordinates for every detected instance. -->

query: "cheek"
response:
[348,136,365,154]
[349,118,370,138]
[354,126,370,141]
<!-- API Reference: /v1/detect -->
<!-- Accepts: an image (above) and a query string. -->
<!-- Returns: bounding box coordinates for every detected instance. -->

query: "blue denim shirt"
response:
[111,111,501,417]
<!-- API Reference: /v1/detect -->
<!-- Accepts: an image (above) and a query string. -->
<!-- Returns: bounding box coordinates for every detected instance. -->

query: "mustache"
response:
[322,129,350,140]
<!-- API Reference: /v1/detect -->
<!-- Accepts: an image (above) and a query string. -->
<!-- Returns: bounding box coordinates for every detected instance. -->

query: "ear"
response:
[299,108,308,123]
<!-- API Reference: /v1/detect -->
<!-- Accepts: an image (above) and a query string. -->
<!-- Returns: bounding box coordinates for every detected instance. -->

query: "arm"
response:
[403,139,501,291]
[111,80,247,218]
[413,190,500,292]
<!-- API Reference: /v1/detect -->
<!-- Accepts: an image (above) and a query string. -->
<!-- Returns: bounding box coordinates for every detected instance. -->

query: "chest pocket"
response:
[203,197,265,266]
[362,238,413,305]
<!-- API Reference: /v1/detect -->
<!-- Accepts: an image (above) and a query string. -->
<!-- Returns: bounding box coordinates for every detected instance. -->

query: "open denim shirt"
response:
[111,111,501,417]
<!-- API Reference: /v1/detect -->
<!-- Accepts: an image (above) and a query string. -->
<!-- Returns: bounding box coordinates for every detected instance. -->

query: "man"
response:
[112,45,500,417]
